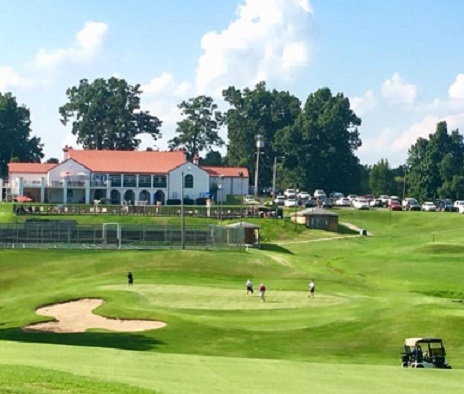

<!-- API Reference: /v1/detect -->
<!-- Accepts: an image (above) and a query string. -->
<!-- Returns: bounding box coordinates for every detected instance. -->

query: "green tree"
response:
[275,88,362,194]
[407,121,464,201]
[223,82,301,188]
[59,77,162,150]
[168,96,224,159]
[45,157,59,164]
[200,150,223,166]
[369,159,395,196]
[0,92,43,175]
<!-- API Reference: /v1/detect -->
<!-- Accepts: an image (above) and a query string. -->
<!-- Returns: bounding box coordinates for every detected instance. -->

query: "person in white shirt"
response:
[308,280,315,298]
[246,279,254,295]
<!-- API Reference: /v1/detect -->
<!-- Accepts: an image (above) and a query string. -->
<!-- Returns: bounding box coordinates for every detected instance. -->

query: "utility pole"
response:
[272,156,284,201]
[254,134,264,199]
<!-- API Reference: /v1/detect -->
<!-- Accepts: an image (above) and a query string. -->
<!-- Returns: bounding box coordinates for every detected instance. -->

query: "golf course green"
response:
[1,205,464,393]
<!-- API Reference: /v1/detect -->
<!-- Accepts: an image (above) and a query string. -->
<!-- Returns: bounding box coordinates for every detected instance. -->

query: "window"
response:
[153,176,167,188]
[138,175,152,188]
[109,175,121,187]
[184,174,194,188]
[123,175,136,187]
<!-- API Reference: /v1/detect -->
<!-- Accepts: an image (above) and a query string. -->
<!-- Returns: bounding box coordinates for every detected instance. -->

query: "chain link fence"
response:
[0,220,244,250]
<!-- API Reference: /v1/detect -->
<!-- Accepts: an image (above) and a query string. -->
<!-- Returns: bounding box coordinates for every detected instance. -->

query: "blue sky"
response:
[1,0,463,166]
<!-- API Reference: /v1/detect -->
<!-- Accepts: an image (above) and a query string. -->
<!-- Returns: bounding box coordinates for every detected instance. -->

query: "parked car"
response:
[313,189,326,198]
[379,194,390,205]
[330,192,344,200]
[336,197,350,207]
[284,198,299,207]
[435,199,454,212]
[369,198,383,208]
[274,195,286,205]
[284,188,297,199]
[243,195,259,205]
[321,197,333,208]
[421,201,436,212]
[304,199,315,208]
[402,197,421,211]
[454,200,464,213]
[347,194,357,201]
[298,191,311,200]
[390,200,402,211]
[353,198,369,210]
[364,194,374,202]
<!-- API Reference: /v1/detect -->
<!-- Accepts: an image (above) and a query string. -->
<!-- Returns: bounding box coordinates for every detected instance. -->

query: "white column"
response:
[85,179,90,204]
[0,179,3,201]
[40,177,45,203]
[63,180,68,204]
[18,177,24,196]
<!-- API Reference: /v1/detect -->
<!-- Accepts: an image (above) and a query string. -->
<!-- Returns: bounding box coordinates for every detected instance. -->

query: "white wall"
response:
[210,175,249,202]
[48,160,90,184]
[169,163,209,201]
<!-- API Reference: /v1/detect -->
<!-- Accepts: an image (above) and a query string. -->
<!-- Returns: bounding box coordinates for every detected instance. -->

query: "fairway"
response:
[2,209,464,393]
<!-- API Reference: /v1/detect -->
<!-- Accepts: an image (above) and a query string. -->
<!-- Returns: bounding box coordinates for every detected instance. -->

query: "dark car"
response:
[435,199,454,212]
[304,198,315,208]
[321,197,333,208]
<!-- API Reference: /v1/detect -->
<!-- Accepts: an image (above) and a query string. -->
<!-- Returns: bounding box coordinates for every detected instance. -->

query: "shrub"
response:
[196,198,207,205]
[166,199,181,205]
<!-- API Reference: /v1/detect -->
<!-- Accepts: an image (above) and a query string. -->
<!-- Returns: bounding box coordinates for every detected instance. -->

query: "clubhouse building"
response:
[2,147,249,205]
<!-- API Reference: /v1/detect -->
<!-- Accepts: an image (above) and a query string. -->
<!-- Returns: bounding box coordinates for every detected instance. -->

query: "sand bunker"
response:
[24,298,166,333]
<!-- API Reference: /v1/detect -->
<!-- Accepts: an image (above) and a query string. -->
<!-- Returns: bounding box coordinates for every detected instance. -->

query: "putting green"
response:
[105,284,346,310]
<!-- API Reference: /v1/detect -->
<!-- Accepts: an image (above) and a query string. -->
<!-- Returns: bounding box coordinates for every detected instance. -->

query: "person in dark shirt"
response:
[127,272,134,286]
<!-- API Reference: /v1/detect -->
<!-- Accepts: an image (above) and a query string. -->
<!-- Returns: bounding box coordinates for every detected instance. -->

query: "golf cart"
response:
[401,338,452,369]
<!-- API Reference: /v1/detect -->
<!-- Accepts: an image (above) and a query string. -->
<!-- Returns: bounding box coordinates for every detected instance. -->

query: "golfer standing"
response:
[308,280,315,298]
[128,272,134,286]
[246,279,254,295]
[259,283,266,302]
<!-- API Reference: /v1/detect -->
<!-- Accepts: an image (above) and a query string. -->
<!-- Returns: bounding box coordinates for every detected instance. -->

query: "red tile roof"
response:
[8,163,56,174]
[201,166,249,178]
[67,149,187,174]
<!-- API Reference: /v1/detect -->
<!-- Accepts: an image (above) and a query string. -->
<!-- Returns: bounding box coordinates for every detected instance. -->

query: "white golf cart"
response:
[401,337,452,369]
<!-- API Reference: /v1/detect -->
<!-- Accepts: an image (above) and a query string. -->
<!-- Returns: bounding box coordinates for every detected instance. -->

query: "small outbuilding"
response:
[290,208,338,231]
[226,221,261,247]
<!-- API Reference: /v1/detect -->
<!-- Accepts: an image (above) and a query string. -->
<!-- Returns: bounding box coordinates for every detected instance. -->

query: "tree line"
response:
[1,77,462,200]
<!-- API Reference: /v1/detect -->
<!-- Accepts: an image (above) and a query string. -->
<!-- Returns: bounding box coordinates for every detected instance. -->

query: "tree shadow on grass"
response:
[0,327,164,351]
[261,243,294,254]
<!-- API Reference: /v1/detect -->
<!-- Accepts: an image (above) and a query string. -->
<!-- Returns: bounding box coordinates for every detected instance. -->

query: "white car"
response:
[243,195,259,205]
[379,194,390,204]
[298,191,311,200]
[353,198,369,210]
[335,197,350,207]
[347,194,358,201]
[284,198,299,207]
[274,195,286,205]
[421,202,436,212]
[284,188,297,199]
[454,200,464,213]
[314,189,326,198]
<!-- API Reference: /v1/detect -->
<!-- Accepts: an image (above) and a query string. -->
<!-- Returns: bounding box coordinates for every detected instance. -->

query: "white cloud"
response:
[0,66,34,90]
[350,90,376,115]
[195,0,313,96]
[34,21,108,69]
[358,127,396,157]
[449,73,464,100]
[381,72,417,104]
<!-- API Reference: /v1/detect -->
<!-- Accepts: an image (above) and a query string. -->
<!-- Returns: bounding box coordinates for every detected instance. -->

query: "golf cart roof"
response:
[404,338,444,346]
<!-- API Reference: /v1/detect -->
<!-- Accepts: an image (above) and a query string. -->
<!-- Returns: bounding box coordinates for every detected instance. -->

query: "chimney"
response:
[193,152,199,165]
[62,145,73,160]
